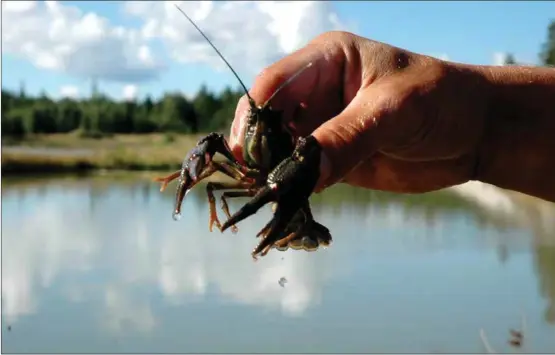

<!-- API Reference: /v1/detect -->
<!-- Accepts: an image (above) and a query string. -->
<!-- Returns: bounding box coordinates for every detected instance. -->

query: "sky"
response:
[1,1,554,102]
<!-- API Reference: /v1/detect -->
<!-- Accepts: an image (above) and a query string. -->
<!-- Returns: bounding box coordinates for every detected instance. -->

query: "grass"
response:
[1,132,232,177]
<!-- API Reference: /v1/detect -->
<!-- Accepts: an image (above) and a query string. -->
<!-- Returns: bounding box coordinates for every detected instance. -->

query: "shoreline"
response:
[1,133,214,176]
[3,133,554,208]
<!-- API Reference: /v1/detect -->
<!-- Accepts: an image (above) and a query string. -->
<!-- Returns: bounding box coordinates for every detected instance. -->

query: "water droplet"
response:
[172,211,182,221]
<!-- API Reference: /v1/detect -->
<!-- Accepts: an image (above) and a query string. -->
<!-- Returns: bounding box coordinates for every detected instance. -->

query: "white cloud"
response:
[122,84,139,101]
[437,53,449,61]
[426,53,450,61]
[1,1,164,83]
[123,1,345,76]
[2,1,36,13]
[59,85,80,99]
[2,1,346,85]
[1,193,99,324]
[493,52,507,66]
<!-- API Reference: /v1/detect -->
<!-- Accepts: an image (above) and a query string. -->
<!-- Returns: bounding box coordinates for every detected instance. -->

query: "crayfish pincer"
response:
[153,5,333,259]
[220,135,331,257]
[153,131,249,228]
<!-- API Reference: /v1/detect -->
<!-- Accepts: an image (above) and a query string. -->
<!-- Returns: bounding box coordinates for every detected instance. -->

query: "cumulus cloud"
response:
[437,53,450,61]
[1,1,345,84]
[492,52,508,66]
[426,53,450,61]
[123,1,345,76]
[122,84,139,101]
[59,85,80,99]
[1,1,164,83]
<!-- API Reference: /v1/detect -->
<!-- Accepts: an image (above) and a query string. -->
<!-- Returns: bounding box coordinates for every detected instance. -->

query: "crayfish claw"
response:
[221,185,276,233]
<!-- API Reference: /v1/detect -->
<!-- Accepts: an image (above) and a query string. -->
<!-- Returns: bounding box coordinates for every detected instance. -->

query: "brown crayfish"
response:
[154,5,332,259]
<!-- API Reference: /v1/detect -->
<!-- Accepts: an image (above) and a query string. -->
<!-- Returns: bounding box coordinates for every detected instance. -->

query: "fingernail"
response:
[231,96,250,145]
[314,151,332,193]
[231,121,239,142]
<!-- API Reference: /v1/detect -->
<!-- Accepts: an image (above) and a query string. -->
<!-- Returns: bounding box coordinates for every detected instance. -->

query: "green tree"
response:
[31,97,58,133]
[540,20,555,66]
[504,53,517,65]
[57,98,82,133]
[152,93,198,133]
[209,86,243,131]
[193,84,221,131]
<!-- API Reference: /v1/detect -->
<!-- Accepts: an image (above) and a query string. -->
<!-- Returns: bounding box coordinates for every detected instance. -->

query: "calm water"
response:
[2,173,555,353]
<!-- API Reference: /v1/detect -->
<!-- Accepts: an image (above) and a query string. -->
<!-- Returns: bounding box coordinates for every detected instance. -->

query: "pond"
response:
[2,173,554,353]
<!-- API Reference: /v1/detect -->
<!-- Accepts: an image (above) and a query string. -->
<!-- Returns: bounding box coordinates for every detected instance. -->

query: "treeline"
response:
[1,84,243,138]
[504,20,554,66]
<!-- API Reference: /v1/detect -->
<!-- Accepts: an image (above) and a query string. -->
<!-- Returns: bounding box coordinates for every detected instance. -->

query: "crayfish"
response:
[154,5,332,259]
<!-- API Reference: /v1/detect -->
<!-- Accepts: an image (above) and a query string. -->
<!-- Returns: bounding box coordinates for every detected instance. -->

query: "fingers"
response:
[230,95,251,162]
[229,33,352,159]
[312,86,393,191]
[229,47,323,156]
[341,153,473,193]
[249,45,328,110]
[229,45,323,152]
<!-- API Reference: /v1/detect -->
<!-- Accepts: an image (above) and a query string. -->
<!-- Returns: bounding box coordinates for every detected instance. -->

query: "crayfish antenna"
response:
[174,4,256,108]
[221,186,275,232]
[261,61,314,109]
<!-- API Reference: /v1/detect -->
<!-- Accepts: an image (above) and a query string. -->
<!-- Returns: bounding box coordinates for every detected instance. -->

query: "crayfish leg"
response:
[256,217,274,239]
[153,170,181,192]
[206,181,254,233]
[220,189,258,234]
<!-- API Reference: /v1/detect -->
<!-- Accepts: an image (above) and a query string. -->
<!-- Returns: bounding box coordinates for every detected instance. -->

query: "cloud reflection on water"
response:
[2,178,341,328]
[2,176,554,341]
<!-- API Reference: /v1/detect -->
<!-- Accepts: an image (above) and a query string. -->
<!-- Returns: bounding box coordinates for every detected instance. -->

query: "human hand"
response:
[229,31,488,194]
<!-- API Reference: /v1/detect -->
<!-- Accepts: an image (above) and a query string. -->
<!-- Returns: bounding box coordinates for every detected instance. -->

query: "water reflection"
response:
[534,245,555,324]
[2,176,339,323]
[2,174,555,353]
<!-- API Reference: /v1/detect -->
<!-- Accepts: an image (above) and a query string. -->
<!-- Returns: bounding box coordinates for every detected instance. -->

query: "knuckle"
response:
[310,30,354,45]
[254,63,286,92]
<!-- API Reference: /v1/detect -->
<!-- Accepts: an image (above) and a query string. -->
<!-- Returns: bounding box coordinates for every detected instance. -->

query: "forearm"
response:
[473,64,555,202]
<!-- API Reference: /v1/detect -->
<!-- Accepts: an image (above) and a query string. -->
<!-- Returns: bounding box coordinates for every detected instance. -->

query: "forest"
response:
[1,84,243,138]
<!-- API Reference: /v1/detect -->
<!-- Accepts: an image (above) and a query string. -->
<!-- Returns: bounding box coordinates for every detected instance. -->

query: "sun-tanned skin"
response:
[471,64,555,202]
[230,31,555,203]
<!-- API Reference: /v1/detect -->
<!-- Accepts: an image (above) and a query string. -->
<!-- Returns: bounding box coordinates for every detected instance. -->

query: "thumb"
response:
[312,88,390,191]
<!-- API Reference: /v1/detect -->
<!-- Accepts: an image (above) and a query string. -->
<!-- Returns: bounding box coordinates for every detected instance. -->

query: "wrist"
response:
[470,64,555,201]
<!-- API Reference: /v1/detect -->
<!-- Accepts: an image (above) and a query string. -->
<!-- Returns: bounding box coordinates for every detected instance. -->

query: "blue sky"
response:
[2,1,554,101]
